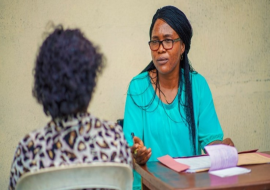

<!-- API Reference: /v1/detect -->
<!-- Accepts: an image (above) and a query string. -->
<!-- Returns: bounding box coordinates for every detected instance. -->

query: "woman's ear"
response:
[181,42,185,54]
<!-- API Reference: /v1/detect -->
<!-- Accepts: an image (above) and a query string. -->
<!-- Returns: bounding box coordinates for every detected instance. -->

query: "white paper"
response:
[174,156,211,172]
[209,167,251,177]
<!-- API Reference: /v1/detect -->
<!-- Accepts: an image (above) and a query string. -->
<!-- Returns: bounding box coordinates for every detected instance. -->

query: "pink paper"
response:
[158,155,189,172]
[256,152,270,158]
[205,144,238,171]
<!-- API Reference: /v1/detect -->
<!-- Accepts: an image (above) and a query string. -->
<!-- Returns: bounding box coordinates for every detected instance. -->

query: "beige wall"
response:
[1,0,269,188]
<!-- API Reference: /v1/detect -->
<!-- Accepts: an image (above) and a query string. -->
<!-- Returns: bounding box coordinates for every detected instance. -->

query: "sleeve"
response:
[123,79,145,190]
[8,142,28,190]
[197,76,224,149]
[123,79,144,147]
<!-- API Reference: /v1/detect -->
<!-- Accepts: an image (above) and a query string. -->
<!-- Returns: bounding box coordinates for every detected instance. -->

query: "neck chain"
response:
[157,78,179,104]
[158,85,179,104]
[149,69,179,105]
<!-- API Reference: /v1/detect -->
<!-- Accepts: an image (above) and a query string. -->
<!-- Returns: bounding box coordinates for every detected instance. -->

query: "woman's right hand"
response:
[131,136,152,165]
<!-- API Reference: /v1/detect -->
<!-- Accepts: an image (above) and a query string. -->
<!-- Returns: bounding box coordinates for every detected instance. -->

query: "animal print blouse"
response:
[9,112,132,190]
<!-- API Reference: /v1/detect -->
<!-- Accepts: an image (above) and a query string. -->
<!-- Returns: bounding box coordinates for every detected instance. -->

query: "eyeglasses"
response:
[148,38,181,51]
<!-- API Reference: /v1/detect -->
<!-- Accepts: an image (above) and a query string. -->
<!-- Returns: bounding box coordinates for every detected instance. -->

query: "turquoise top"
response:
[123,71,223,189]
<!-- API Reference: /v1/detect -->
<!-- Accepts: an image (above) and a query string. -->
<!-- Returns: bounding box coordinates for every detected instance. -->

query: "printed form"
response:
[174,145,251,177]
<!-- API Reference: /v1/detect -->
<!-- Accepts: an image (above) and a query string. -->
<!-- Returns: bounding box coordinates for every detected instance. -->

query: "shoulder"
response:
[132,71,148,80]
[9,127,46,179]
[17,125,47,150]
[190,71,208,84]
[90,115,132,165]
[190,72,213,99]
[128,72,149,92]
[90,115,124,138]
[190,71,210,91]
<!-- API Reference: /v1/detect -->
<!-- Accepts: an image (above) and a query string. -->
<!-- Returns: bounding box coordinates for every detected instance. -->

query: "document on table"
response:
[174,145,253,176]
[175,145,239,173]
[204,145,250,177]
[174,156,211,172]
[205,144,238,171]
[238,153,270,165]
[209,167,251,177]
[157,155,189,172]
[159,145,270,177]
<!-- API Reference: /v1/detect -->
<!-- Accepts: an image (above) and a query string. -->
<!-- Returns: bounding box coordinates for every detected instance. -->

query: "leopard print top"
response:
[8,112,132,190]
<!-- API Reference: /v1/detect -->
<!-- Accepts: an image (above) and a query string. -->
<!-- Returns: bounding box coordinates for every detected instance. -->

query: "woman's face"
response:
[150,19,185,75]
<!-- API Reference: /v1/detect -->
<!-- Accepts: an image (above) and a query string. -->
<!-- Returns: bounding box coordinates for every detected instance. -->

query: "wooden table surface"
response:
[134,151,270,190]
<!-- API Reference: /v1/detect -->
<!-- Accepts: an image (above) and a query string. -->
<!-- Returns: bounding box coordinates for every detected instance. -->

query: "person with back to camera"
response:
[123,6,234,189]
[8,25,132,190]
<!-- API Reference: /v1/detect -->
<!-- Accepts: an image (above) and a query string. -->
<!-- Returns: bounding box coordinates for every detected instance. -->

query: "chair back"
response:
[16,162,133,190]
[117,119,124,128]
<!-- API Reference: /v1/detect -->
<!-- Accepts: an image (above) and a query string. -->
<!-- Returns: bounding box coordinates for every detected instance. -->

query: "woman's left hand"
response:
[221,138,234,146]
[209,138,234,147]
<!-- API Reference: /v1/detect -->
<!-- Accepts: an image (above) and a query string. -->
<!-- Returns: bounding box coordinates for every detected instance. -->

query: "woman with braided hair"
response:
[123,6,234,189]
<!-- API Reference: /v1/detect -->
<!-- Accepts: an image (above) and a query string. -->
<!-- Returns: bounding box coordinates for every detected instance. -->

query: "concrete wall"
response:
[1,0,269,188]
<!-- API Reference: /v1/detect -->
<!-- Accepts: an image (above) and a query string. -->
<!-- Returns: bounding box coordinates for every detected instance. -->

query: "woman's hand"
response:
[208,138,235,147]
[131,136,152,165]
[221,138,234,146]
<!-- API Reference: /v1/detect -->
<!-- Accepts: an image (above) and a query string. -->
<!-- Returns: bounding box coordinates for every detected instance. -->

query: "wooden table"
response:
[134,152,270,190]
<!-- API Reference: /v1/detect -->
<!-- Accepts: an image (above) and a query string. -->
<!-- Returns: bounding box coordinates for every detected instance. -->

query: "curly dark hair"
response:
[33,25,104,119]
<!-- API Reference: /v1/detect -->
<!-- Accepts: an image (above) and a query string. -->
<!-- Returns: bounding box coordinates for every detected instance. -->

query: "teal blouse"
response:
[123,71,223,189]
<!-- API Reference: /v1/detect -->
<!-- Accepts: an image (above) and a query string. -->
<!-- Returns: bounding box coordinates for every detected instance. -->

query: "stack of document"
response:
[174,156,211,173]
[158,145,270,178]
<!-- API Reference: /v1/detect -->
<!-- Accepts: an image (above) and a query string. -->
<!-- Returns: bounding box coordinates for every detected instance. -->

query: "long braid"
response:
[182,51,196,155]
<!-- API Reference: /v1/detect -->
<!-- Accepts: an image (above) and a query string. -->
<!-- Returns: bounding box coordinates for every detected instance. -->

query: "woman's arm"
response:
[123,78,152,165]
[9,142,27,190]
[196,75,228,149]
[208,138,235,146]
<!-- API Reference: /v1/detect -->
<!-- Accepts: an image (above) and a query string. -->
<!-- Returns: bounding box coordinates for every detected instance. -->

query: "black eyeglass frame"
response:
[148,38,181,51]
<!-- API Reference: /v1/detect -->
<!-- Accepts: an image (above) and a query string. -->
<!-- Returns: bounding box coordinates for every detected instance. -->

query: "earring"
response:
[181,54,183,60]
